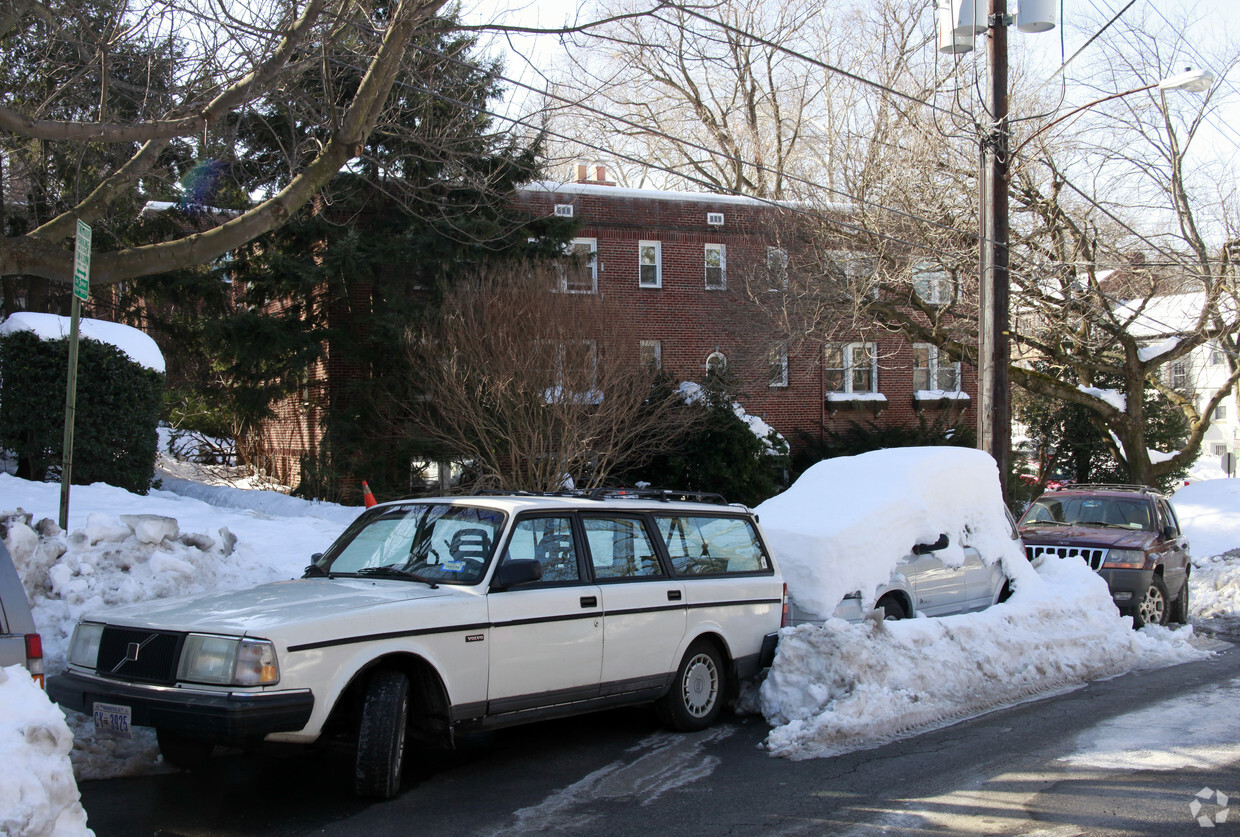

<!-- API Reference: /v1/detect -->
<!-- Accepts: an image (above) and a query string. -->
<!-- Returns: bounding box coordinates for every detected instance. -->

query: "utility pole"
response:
[978,0,1011,501]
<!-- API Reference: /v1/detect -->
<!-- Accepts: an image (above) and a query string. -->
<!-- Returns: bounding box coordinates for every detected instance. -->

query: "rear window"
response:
[654,515,771,576]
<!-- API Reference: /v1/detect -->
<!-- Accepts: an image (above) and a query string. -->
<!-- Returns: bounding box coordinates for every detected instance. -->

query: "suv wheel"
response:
[355,669,410,799]
[1168,575,1191,625]
[879,596,908,620]
[1133,576,1169,629]
[656,641,723,732]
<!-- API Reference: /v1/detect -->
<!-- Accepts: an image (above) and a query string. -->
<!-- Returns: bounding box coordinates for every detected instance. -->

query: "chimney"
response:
[572,161,616,186]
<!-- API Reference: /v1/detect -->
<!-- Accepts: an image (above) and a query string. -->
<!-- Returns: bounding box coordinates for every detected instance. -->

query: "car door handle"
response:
[667,590,682,601]
[580,596,597,608]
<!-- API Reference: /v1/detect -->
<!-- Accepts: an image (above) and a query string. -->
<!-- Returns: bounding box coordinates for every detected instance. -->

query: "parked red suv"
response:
[1018,484,1190,628]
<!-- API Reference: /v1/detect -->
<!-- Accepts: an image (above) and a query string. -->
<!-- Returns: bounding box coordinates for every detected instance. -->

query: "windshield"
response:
[1020,495,1153,531]
[314,503,506,585]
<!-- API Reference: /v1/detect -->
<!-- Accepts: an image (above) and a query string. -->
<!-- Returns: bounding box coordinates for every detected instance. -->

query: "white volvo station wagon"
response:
[50,490,784,798]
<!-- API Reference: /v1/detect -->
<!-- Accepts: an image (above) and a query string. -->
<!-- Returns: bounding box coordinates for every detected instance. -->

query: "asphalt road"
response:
[80,628,1240,837]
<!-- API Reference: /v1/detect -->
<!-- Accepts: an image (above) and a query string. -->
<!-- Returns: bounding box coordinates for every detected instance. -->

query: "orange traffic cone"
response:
[361,480,377,508]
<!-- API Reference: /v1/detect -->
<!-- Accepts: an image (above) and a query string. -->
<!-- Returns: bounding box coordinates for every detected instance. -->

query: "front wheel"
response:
[878,596,908,620]
[355,669,410,799]
[656,641,724,732]
[1168,575,1191,625]
[1133,576,1169,629]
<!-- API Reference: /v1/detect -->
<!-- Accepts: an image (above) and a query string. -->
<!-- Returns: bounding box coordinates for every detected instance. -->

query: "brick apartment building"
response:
[514,165,977,461]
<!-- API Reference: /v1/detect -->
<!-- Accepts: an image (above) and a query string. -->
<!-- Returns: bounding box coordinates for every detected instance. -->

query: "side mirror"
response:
[491,559,542,591]
[1162,525,1177,541]
[912,533,950,555]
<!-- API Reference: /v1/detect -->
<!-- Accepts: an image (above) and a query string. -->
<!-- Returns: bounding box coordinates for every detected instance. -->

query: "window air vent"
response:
[706,212,724,226]
[554,204,574,218]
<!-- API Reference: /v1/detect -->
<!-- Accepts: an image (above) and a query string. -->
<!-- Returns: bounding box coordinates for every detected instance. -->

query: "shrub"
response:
[0,329,164,493]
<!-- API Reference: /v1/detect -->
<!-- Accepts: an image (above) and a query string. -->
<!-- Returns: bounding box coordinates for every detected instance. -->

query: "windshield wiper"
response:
[303,563,333,579]
[355,566,440,588]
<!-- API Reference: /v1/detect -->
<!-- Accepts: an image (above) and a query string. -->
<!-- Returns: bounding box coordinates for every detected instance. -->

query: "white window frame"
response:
[705,243,726,289]
[639,241,662,288]
[913,262,953,306]
[912,343,961,392]
[639,339,662,371]
[705,351,728,376]
[824,343,877,393]
[1215,403,1228,420]
[542,339,600,403]
[559,238,597,294]
[768,343,789,388]
[766,246,788,289]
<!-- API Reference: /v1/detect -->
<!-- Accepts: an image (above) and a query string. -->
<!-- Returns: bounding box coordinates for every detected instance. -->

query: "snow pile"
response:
[760,556,1210,759]
[0,666,92,837]
[0,312,165,374]
[756,447,1024,618]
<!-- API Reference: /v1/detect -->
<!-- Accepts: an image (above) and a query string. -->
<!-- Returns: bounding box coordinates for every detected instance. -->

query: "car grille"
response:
[96,627,186,684]
[1025,544,1107,571]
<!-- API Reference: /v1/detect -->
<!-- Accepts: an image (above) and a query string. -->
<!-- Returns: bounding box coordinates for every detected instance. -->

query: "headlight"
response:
[177,635,280,686]
[67,622,104,669]
[1102,549,1146,569]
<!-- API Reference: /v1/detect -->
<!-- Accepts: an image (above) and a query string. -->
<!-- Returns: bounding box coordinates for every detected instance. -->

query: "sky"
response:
[3,442,1239,835]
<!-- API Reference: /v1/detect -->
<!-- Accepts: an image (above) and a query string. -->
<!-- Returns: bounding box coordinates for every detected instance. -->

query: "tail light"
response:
[781,583,790,628]
[25,633,44,689]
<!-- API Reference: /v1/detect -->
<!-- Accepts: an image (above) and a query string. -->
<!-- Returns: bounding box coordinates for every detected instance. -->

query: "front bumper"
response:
[1098,567,1155,610]
[48,671,314,739]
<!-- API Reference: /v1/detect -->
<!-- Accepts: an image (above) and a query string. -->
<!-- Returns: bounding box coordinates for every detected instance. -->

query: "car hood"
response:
[1018,524,1155,551]
[83,577,461,636]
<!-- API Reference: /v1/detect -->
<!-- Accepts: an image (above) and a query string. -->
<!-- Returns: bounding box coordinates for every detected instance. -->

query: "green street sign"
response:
[73,219,91,300]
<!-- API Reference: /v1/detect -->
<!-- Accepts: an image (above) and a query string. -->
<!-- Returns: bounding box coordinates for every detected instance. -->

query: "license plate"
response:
[92,701,133,739]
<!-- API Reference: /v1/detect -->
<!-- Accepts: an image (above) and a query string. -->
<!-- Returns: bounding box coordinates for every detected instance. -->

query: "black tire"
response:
[156,728,214,770]
[1169,574,1191,625]
[1133,576,1170,629]
[879,596,908,620]
[656,641,724,732]
[355,669,410,799]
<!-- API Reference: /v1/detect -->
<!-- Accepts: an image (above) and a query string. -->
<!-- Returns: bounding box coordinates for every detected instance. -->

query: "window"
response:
[767,247,789,288]
[654,515,771,576]
[768,343,789,388]
[912,344,961,391]
[539,340,599,402]
[583,517,664,579]
[705,244,726,289]
[706,212,724,226]
[705,351,728,376]
[1210,344,1225,366]
[1170,359,1190,391]
[639,241,662,287]
[502,516,579,583]
[1216,404,1228,420]
[560,238,597,293]
[639,339,662,371]
[554,204,574,218]
[913,262,952,305]
[1213,443,1228,456]
[824,343,877,393]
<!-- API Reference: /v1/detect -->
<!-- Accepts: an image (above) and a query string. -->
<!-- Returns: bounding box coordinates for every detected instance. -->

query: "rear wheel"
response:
[156,728,214,770]
[656,641,724,732]
[1133,576,1169,629]
[355,669,410,799]
[878,596,908,620]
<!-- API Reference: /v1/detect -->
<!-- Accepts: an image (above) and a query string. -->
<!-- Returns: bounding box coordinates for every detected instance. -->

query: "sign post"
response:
[59,219,91,530]
[1222,451,1235,479]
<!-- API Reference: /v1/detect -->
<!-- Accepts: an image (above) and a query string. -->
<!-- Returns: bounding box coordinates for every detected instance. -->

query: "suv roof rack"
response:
[473,487,729,505]
[1053,483,1161,495]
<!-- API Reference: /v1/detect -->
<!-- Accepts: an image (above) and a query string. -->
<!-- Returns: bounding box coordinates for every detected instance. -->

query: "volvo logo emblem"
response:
[125,642,141,662]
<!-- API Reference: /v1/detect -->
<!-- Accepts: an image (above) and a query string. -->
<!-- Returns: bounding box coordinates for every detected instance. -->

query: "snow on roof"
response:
[518,180,854,214]
[0,312,165,373]
[756,447,1025,618]
[1113,292,1238,338]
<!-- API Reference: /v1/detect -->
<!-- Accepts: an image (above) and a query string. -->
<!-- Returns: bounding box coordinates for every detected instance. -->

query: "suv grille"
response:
[1025,544,1107,571]
[96,627,186,684]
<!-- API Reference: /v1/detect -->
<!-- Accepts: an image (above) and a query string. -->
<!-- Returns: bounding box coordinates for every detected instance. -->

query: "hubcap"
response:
[1139,585,1166,626]
[682,653,719,718]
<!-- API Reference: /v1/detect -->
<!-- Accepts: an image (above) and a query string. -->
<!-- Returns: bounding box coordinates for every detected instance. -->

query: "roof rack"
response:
[473,487,729,505]
[1053,483,1160,495]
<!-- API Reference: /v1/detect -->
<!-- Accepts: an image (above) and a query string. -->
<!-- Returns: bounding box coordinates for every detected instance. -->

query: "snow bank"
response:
[760,556,1210,760]
[0,312,165,374]
[0,666,92,837]
[756,447,1025,618]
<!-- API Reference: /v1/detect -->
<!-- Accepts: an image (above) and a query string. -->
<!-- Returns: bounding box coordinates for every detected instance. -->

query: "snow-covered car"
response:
[0,540,43,687]
[1018,484,1191,628]
[48,491,784,798]
[757,447,1025,624]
